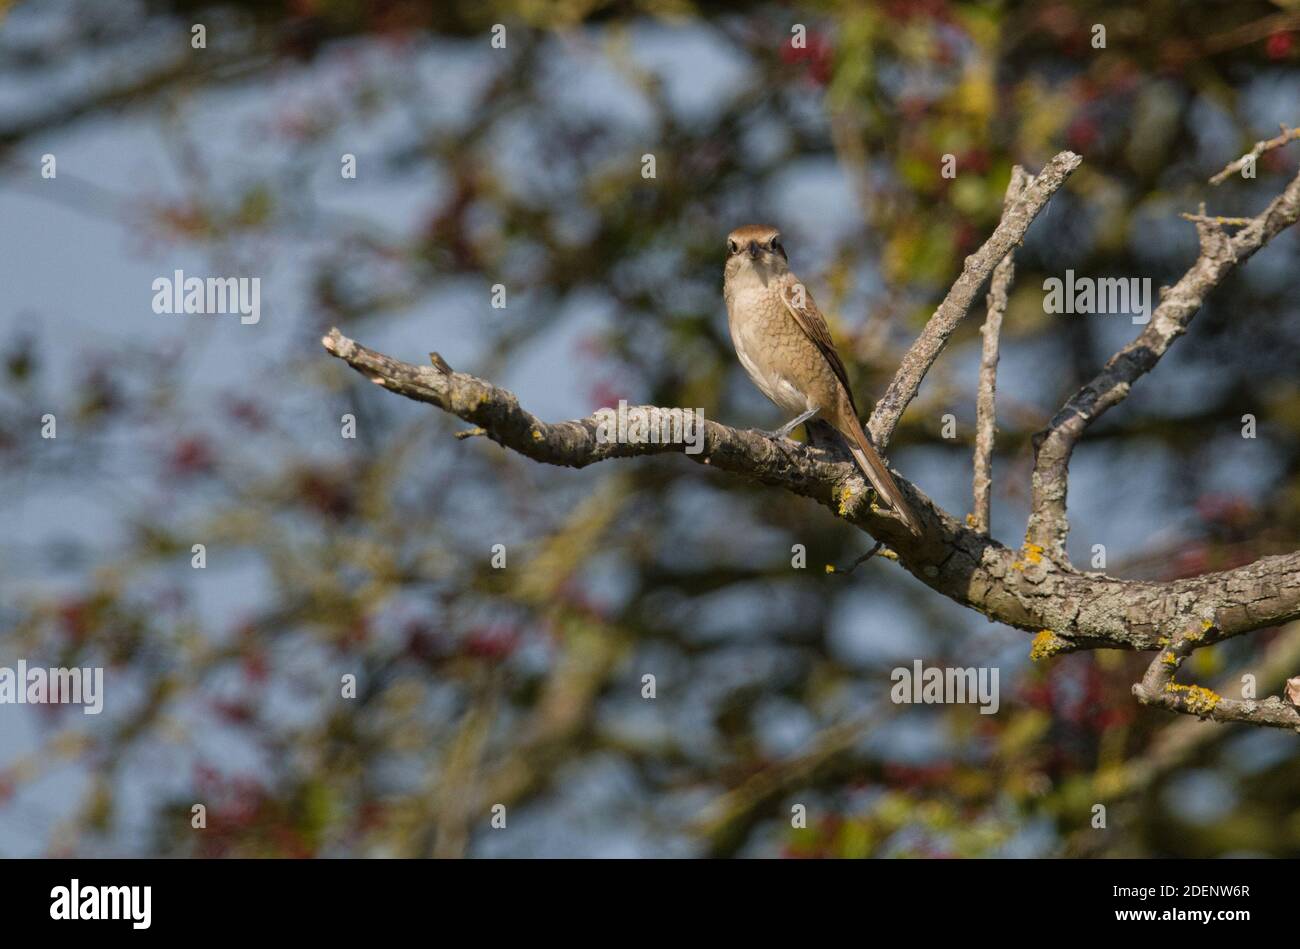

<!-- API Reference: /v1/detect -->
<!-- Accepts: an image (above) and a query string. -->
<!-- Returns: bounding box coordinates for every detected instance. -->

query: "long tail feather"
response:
[838,419,921,535]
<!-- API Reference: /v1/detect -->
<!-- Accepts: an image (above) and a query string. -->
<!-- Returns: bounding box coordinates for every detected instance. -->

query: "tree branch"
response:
[1208,123,1300,186]
[971,166,1030,534]
[1132,632,1300,730]
[321,329,1300,655]
[868,151,1081,450]
[1028,162,1300,559]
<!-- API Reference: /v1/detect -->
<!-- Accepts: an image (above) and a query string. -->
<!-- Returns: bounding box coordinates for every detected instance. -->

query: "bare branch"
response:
[1077,622,1300,805]
[1028,163,1300,558]
[971,166,1030,534]
[1179,212,1254,227]
[1132,634,1300,730]
[868,151,1082,450]
[1209,123,1300,185]
[322,328,1300,658]
[827,540,885,576]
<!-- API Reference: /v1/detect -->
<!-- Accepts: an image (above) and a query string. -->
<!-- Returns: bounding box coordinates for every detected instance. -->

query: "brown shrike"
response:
[723,224,920,535]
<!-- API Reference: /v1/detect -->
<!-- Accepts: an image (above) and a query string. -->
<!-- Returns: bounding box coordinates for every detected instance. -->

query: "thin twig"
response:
[826,540,884,576]
[971,166,1030,534]
[1179,212,1254,227]
[1209,123,1300,185]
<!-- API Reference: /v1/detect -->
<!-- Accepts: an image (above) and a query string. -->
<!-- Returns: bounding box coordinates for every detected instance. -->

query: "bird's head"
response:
[724,224,789,281]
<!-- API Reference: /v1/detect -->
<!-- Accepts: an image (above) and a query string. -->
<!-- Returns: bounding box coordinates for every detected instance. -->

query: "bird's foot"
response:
[753,428,801,465]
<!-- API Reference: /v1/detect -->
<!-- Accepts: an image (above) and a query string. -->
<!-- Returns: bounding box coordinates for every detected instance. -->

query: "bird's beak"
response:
[746,241,760,259]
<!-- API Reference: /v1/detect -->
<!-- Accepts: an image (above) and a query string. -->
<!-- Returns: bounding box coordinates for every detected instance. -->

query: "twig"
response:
[1131,632,1300,731]
[971,166,1030,534]
[1028,163,1300,558]
[826,540,885,576]
[1072,621,1300,814]
[1178,212,1254,227]
[868,151,1082,450]
[1209,123,1300,185]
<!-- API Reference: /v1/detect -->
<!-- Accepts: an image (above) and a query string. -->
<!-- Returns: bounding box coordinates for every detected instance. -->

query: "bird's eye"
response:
[767,239,777,249]
[727,240,738,254]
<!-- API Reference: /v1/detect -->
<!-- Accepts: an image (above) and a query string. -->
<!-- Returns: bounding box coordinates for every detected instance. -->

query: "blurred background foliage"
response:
[0,0,1298,857]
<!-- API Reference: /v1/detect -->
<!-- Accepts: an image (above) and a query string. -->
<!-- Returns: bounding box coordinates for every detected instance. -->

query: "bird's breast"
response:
[726,285,815,415]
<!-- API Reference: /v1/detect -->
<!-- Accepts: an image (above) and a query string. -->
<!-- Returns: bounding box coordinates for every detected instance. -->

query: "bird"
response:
[722,223,921,535]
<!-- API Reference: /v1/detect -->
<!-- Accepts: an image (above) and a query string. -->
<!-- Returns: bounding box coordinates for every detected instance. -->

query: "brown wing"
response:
[777,272,859,416]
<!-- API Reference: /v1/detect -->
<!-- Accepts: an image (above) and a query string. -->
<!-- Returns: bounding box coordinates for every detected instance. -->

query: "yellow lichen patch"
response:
[1164,682,1221,715]
[965,513,976,528]
[837,486,855,517]
[531,429,543,441]
[824,564,835,574]
[1160,650,1180,667]
[1022,543,1044,565]
[879,548,899,561]
[1030,630,1068,661]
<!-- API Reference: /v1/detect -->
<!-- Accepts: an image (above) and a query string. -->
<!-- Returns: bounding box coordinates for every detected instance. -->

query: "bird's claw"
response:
[753,428,800,464]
